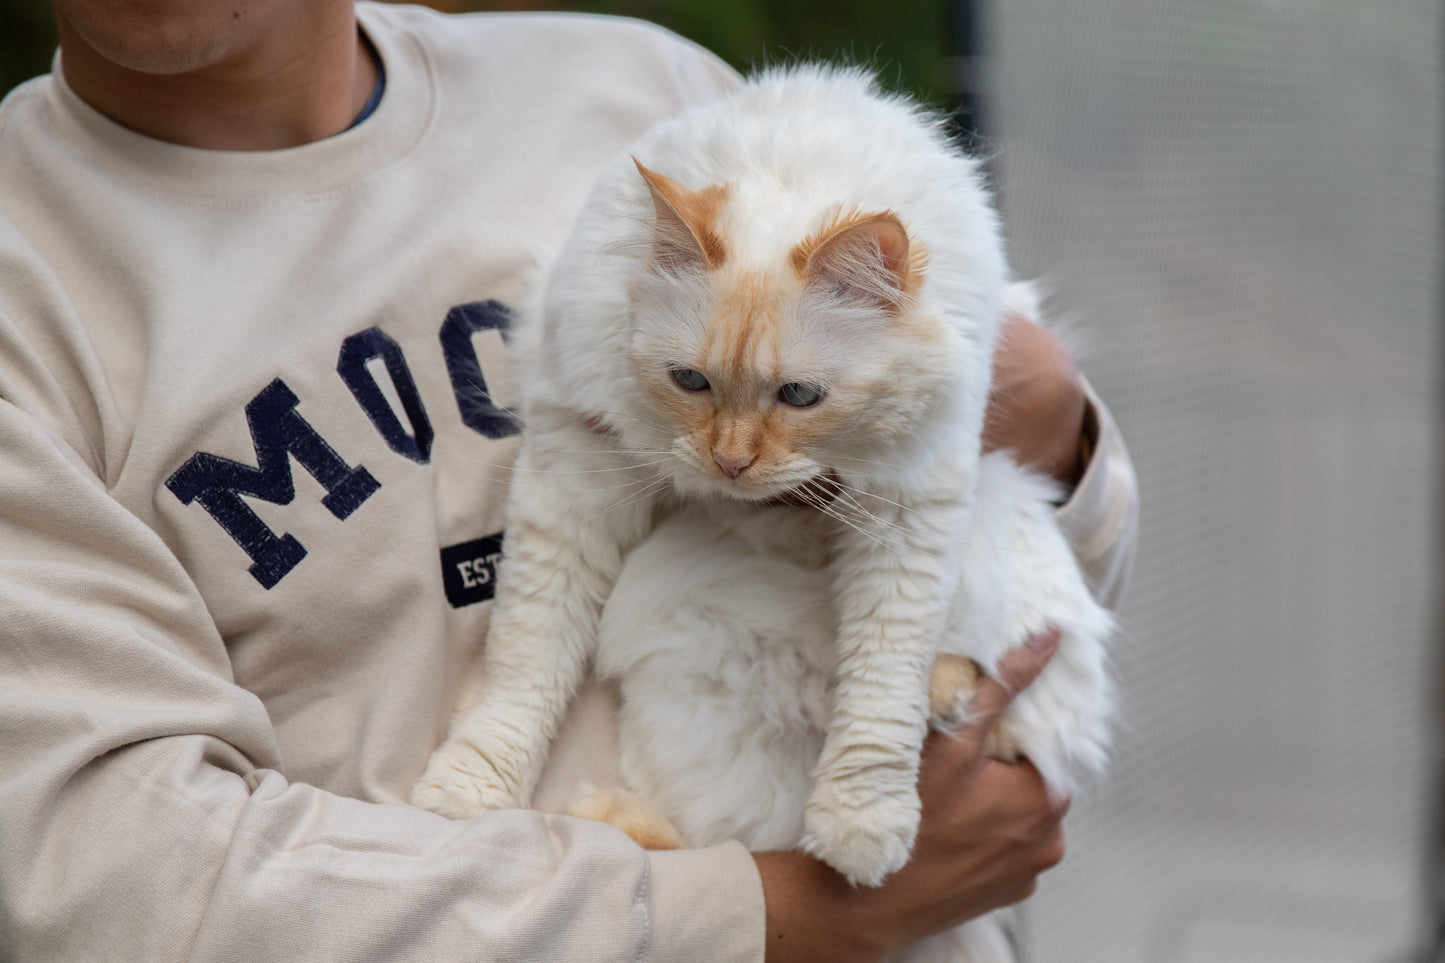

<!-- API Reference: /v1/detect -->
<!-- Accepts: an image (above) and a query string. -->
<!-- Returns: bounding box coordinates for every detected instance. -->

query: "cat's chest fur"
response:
[595,500,843,851]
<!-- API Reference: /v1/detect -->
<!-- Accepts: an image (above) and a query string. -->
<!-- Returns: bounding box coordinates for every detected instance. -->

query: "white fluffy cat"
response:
[413,65,1114,960]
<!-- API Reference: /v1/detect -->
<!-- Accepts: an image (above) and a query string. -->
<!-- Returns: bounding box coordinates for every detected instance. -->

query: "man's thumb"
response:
[967,628,1061,724]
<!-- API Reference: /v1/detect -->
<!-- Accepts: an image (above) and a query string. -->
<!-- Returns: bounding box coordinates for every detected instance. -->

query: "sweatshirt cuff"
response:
[646,841,766,963]
[1054,377,1139,610]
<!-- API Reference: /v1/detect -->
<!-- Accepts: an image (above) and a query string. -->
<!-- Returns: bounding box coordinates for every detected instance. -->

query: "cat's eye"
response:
[778,382,824,408]
[671,368,711,392]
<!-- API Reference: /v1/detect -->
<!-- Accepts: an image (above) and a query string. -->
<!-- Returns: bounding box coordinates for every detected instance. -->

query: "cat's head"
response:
[618,160,973,502]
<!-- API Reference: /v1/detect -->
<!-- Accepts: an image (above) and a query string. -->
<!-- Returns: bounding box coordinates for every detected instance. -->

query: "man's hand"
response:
[755,630,1067,963]
[983,311,1090,488]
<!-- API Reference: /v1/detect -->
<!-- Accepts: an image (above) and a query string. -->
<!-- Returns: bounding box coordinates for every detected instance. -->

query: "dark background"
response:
[0,0,956,105]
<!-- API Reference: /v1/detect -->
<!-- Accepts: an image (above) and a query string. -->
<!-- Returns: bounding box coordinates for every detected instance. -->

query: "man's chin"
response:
[57,0,250,76]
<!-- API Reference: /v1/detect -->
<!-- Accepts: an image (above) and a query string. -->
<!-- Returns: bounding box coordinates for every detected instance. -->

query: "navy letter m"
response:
[166,379,379,589]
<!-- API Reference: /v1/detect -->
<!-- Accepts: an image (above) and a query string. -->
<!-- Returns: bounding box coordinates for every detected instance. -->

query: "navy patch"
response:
[440,532,505,608]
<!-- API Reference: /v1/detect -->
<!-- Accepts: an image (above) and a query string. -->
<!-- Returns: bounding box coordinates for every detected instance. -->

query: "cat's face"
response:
[622,162,956,501]
[630,266,848,499]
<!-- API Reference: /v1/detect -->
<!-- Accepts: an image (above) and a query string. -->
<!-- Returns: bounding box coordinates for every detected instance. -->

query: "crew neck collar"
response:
[345,26,387,133]
[43,3,434,202]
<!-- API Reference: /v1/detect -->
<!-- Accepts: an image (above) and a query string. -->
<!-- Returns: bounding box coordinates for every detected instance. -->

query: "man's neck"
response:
[56,5,378,152]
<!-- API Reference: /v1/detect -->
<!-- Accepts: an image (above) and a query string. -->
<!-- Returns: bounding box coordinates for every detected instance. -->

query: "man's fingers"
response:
[965,629,1060,726]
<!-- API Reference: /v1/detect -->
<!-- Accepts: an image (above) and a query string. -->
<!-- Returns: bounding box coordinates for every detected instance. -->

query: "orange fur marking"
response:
[710,270,782,374]
[790,209,927,299]
[634,159,729,270]
[701,270,796,477]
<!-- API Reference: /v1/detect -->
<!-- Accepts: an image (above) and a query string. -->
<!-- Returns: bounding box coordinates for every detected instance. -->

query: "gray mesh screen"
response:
[988,3,1442,960]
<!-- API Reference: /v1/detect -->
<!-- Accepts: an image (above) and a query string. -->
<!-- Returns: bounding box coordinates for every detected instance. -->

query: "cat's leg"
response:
[411,426,658,817]
[566,789,685,850]
[801,490,965,888]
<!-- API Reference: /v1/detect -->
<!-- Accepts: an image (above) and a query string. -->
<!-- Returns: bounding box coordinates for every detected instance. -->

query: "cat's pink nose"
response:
[713,452,755,478]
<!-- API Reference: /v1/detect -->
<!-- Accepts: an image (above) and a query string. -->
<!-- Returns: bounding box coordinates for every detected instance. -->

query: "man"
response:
[0,1,1137,959]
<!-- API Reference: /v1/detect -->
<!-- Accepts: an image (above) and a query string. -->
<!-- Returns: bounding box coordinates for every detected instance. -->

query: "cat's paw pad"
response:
[410,745,524,818]
[928,653,982,729]
[567,790,685,850]
[801,782,920,887]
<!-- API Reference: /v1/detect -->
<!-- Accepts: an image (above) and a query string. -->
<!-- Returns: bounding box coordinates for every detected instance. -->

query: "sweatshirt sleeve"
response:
[1054,378,1139,611]
[0,376,763,961]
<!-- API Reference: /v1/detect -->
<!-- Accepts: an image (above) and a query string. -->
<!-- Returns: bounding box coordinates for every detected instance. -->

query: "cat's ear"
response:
[798,213,913,312]
[634,158,728,273]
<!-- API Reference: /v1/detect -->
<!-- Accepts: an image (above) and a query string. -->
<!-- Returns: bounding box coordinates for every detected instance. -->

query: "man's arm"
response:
[0,383,765,961]
[985,311,1139,608]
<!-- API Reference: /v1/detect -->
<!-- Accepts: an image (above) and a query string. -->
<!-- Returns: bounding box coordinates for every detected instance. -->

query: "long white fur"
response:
[600,455,1110,961]
[412,66,1114,958]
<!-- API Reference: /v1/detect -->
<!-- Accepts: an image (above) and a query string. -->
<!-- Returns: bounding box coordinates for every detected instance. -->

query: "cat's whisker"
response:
[828,480,919,516]
[589,476,670,498]
[543,462,673,494]
[602,410,675,435]
[447,385,676,447]
[514,460,672,475]
[831,482,1059,557]
[516,472,668,497]
[827,454,909,472]
[819,483,890,521]
[832,486,1057,559]
[603,473,672,515]
[796,487,900,551]
[822,490,914,548]
[430,464,518,488]
[536,447,676,459]
[429,453,677,503]
[568,406,677,439]
[431,442,672,476]
[821,507,898,552]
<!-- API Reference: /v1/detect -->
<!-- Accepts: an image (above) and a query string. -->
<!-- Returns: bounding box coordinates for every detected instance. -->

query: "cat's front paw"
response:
[800,778,921,887]
[410,742,527,819]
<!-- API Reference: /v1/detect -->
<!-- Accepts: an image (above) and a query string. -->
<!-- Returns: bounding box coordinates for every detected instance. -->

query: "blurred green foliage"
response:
[0,0,58,98]
[0,1,953,104]
[484,0,955,104]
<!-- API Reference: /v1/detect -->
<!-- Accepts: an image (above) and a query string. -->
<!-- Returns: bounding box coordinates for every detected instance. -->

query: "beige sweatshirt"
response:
[0,4,1136,960]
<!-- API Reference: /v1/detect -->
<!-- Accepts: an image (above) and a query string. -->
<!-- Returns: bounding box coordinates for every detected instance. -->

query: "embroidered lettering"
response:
[338,326,434,463]
[166,378,380,589]
[439,300,521,440]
